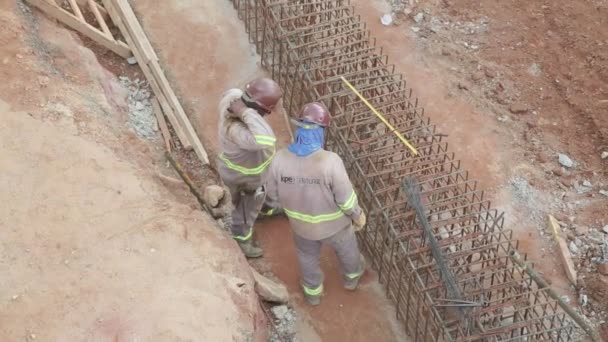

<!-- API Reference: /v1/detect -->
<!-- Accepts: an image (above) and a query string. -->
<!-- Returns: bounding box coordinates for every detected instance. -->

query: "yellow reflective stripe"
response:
[284,208,344,224]
[256,140,275,147]
[219,150,275,175]
[254,135,276,142]
[302,284,323,296]
[233,227,253,241]
[346,269,364,280]
[338,191,357,211]
[254,135,276,146]
[261,208,275,216]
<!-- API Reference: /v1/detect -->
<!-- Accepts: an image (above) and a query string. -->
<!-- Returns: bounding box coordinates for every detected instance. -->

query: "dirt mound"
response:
[0,100,262,340]
[0,1,266,340]
[584,274,608,308]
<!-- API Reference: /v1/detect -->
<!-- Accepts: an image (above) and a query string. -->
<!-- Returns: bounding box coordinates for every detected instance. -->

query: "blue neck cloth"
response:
[288,125,325,157]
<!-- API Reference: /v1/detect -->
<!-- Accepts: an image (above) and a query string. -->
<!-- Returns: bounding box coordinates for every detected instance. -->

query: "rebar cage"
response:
[229,0,577,340]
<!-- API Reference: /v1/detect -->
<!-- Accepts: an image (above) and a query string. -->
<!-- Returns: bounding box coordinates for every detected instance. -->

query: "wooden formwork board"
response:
[102,0,209,164]
[27,0,210,165]
[25,0,131,58]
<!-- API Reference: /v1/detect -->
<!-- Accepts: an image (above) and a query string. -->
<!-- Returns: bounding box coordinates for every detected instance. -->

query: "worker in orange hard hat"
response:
[217,77,283,258]
[265,102,367,305]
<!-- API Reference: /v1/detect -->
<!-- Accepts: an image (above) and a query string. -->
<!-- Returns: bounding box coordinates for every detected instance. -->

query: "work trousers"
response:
[293,225,363,295]
[224,181,265,241]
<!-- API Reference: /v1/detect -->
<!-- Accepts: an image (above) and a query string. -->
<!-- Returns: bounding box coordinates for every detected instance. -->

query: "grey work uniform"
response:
[267,148,364,296]
[217,89,276,241]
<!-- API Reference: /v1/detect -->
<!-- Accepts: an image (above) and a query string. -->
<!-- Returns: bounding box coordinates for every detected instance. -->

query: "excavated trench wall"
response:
[229,0,577,340]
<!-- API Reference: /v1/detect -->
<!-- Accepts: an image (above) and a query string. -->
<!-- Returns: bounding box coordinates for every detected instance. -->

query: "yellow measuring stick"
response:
[340,76,418,155]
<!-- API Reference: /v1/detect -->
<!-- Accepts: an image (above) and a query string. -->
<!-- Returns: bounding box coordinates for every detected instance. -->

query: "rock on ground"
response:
[509,103,529,114]
[252,268,290,304]
[119,76,157,139]
[271,305,290,320]
[575,181,592,194]
[569,241,579,254]
[269,305,298,342]
[558,153,575,168]
[204,184,226,208]
[380,13,393,26]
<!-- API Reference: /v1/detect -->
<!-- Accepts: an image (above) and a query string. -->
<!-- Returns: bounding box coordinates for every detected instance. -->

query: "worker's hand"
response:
[260,203,277,217]
[353,211,366,232]
[228,99,248,119]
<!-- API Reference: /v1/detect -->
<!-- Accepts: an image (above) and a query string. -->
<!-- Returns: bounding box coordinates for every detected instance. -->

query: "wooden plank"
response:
[90,1,110,22]
[95,2,109,19]
[88,0,111,37]
[147,59,209,163]
[147,75,186,147]
[548,214,578,285]
[109,0,158,61]
[100,0,192,150]
[152,97,172,151]
[26,0,131,58]
[105,0,209,164]
[78,0,111,22]
[66,0,84,21]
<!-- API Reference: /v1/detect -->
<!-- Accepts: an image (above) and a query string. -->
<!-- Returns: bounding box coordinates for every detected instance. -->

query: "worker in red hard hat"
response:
[217,78,283,258]
[265,102,367,305]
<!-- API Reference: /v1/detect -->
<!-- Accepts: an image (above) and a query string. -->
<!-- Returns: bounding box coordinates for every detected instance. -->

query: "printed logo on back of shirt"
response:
[281,175,320,185]
[281,176,295,184]
[297,177,320,185]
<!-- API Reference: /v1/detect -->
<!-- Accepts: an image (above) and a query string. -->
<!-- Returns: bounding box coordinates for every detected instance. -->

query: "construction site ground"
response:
[1,0,606,341]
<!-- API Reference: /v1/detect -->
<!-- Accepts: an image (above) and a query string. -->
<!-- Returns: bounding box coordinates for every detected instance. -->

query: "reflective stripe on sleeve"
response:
[254,135,276,147]
[338,191,357,211]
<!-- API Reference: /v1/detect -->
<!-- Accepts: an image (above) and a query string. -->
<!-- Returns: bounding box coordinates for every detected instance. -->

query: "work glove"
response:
[258,204,283,220]
[227,99,248,119]
[353,211,366,232]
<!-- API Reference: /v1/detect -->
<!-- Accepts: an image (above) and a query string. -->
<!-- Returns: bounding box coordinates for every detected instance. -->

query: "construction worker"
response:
[217,78,283,258]
[266,102,367,305]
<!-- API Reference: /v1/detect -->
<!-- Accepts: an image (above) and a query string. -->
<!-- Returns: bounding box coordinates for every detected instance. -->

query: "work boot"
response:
[304,293,322,306]
[238,240,263,258]
[302,286,323,306]
[344,254,366,291]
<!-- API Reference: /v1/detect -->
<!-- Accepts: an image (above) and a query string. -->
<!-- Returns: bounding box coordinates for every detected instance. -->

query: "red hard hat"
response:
[244,78,283,113]
[297,102,331,127]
